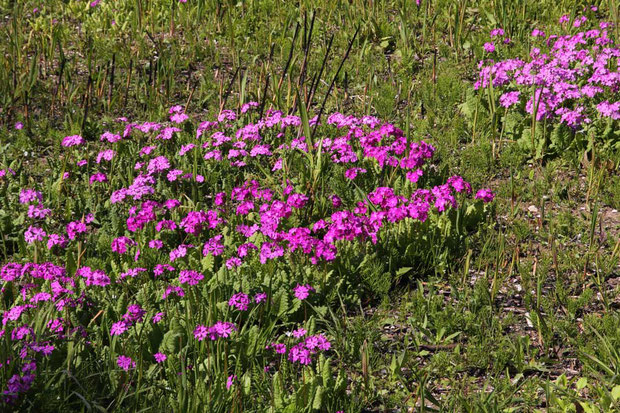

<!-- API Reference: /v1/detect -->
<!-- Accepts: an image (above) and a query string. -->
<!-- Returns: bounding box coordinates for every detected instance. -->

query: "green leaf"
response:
[276,292,290,317]
[201,253,214,274]
[320,354,331,386]
[578,402,596,413]
[297,89,314,163]
[66,249,77,277]
[312,385,323,410]
[273,371,284,409]
[245,325,260,358]
[465,203,477,217]
[390,354,398,378]
[576,377,588,390]
[282,404,297,413]
[335,370,346,394]
[242,373,251,397]
[160,327,184,354]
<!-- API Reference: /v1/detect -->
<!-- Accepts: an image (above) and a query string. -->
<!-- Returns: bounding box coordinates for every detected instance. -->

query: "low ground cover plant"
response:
[1,0,619,411]
[0,107,492,410]
[473,11,620,156]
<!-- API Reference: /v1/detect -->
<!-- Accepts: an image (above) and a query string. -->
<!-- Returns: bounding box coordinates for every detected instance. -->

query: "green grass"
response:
[1,0,620,411]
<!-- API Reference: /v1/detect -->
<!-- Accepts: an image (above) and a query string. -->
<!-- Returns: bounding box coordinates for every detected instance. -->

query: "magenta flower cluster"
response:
[1,98,494,403]
[267,333,331,366]
[475,19,619,128]
[194,322,237,341]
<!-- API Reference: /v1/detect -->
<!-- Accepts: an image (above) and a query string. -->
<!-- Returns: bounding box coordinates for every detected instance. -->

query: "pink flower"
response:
[406,169,423,183]
[272,158,283,171]
[475,188,495,203]
[118,267,147,280]
[66,220,88,240]
[123,304,146,323]
[287,193,308,209]
[241,101,258,113]
[288,344,312,365]
[89,173,107,185]
[30,293,51,303]
[208,321,236,340]
[225,256,242,269]
[218,110,236,122]
[24,226,46,243]
[110,321,128,336]
[47,234,67,250]
[288,334,331,365]
[178,144,195,156]
[96,149,116,163]
[573,16,587,28]
[28,204,51,219]
[268,343,287,354]
[293,284,314,301]
[162,285,185,300]
[77,266,110,287]
[154,264,174,277]
[165,199,181,209]
[152,312,165,323]
[447,176,472,194]
[203,235,225,257]
[483,42,495,53]
[154,353,167,363]
[100,131,122,143]
[170,112,189,124]
[194,325,209,341]
[292,328,307,338]
[19,189,42,204]
[111,236,135,254]
[170,244,194,262]
[149,239,163,249]
[139,145,157,157]
[167,169,184,181]
[178,270,204,286]
[61,135,85,147]
[499,91,520,108]
[117,355,136,371]
[194,322,236,341]
[344,168,366,180]
[147,156,170,173]
[597,101,620,120]
[226,375,236,390]
[228,292,250,311]
[47,318,64,334]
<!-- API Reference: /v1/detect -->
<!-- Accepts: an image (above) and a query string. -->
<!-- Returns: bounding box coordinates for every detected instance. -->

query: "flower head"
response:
[293,284,314,301]
[226,375,236,390]
[475,188,495,203]
[117,355,136,371]
[154,353,167,363]
[228,292,250,311]
[62,135,85,147]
